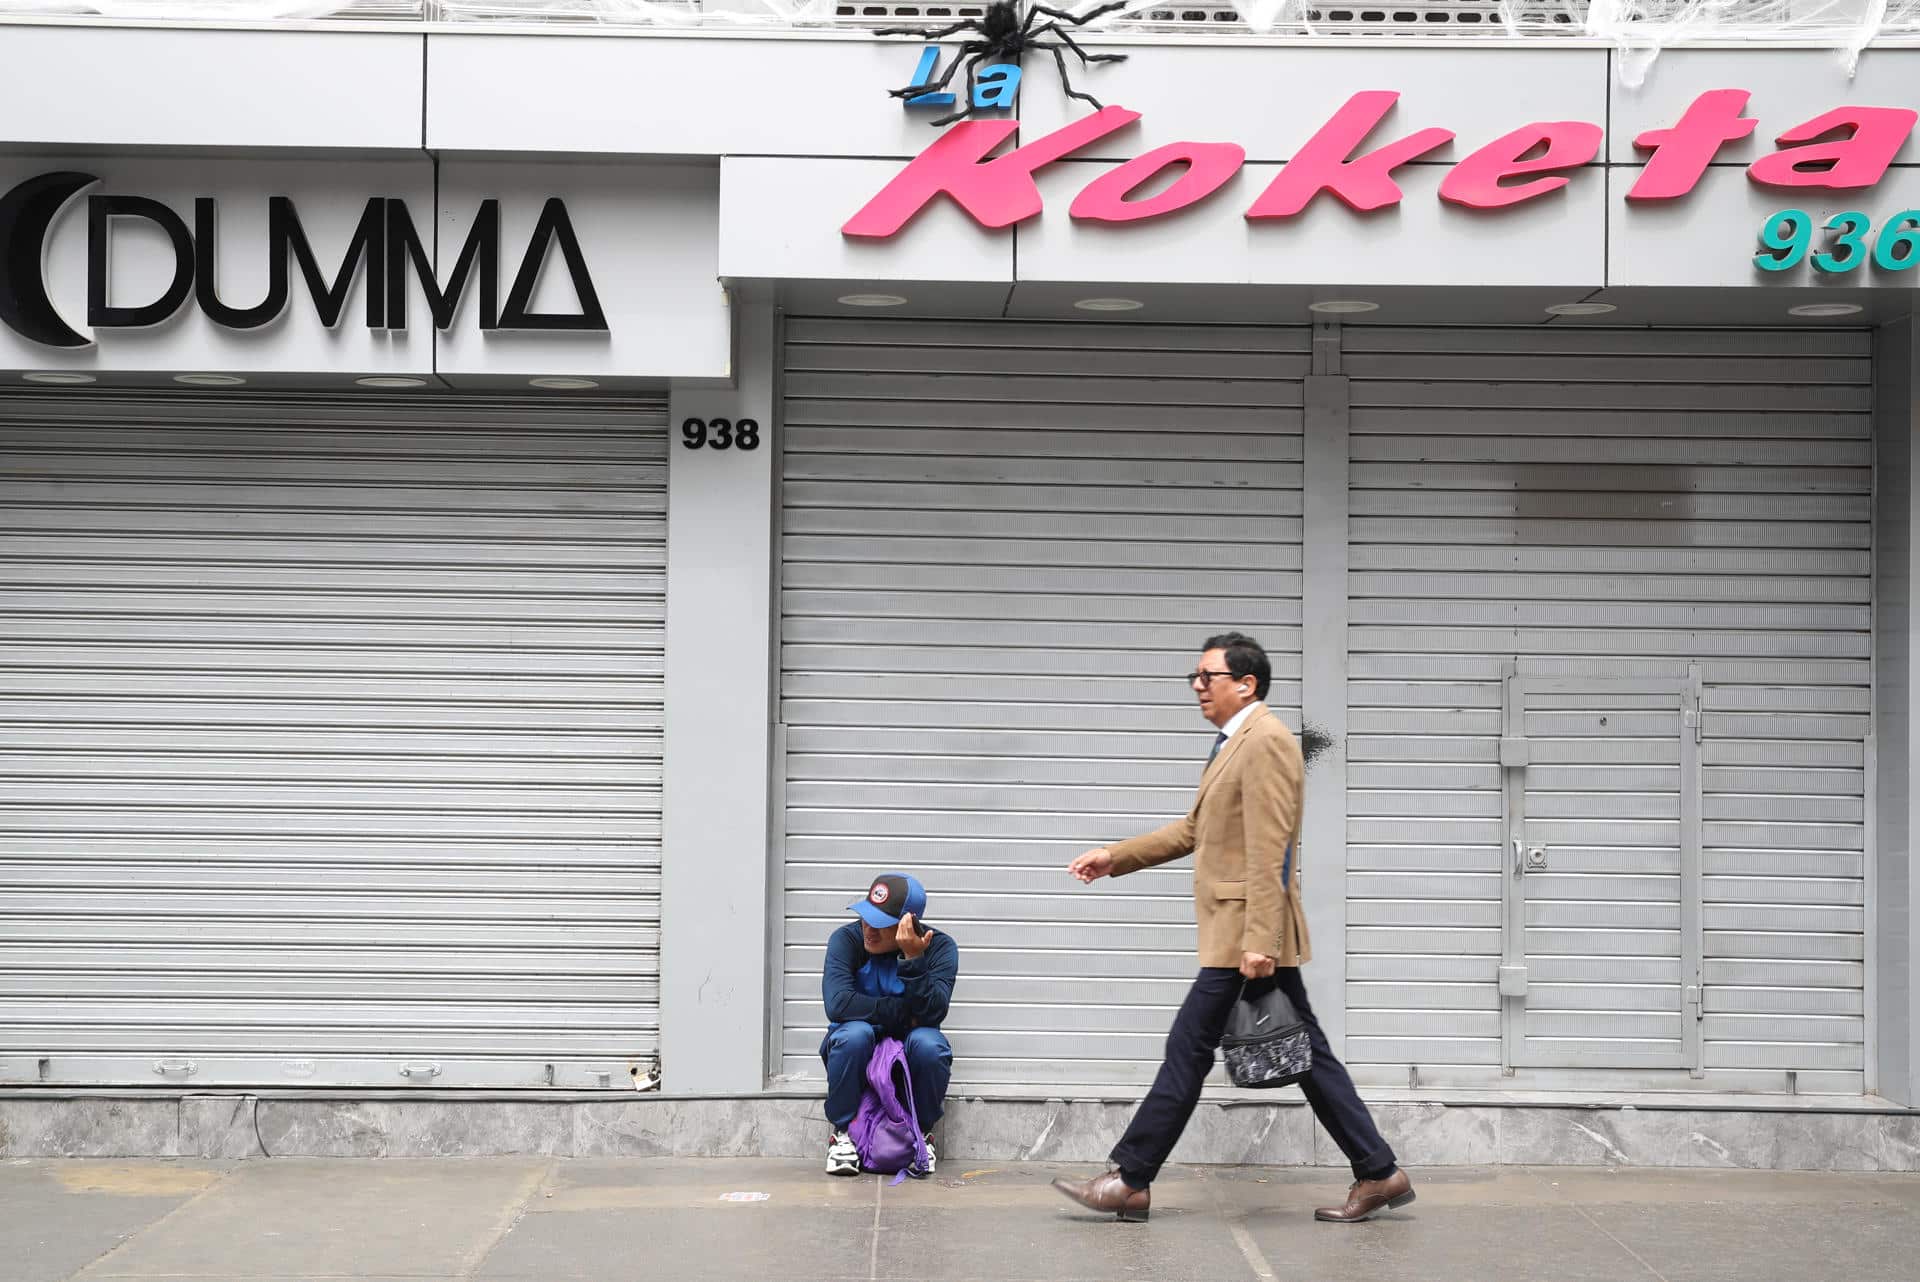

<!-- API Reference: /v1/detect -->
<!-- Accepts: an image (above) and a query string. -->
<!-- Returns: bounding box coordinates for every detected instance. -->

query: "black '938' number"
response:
[682,417,760,451]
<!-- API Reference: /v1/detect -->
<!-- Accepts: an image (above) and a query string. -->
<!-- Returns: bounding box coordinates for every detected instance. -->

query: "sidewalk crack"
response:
[1200,1167,1277,1282]
[61,1164,240,1282]
[867,1173,885,1282]
[454,1158,553,1280]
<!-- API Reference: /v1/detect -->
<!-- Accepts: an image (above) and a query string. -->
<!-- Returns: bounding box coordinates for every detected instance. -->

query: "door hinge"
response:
[1498,965,1530,997]
[1685,984,1703,1020]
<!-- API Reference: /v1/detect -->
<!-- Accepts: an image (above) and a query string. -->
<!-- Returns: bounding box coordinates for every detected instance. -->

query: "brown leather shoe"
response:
[1314,1169,1415,1223]
[1051,1169,1151,1222]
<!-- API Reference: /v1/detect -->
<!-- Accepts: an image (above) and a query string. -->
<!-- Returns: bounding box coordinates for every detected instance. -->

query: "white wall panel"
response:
[428,34,954,159]
[1608,48,1920,165]
[0,28,423,152]
[1020,161,1604,289]
[1019,44,1607,164]
[436,161,730,384]
[720,157,1014,285]
[1609,165,1920,290]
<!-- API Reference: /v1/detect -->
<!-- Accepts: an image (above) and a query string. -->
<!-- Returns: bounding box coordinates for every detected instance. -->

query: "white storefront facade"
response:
[0,5,1916,1165]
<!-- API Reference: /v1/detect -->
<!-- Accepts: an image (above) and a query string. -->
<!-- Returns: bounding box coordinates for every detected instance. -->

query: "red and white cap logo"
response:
[869,884,890,906]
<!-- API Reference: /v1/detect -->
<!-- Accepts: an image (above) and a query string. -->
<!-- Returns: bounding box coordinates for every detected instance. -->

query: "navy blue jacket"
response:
[821,918,959,1038]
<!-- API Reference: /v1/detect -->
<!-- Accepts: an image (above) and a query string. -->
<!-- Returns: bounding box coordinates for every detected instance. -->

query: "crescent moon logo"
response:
[0,171,97,349]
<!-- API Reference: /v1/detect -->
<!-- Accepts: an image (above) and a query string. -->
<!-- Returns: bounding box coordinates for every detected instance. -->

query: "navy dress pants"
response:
[1109,966,1398,1188]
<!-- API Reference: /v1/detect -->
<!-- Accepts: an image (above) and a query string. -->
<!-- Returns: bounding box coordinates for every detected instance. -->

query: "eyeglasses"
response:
[1185,670,1234,686]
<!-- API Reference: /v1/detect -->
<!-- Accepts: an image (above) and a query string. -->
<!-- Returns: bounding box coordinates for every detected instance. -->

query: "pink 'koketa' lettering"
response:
[1747,105,1920,190]
[1628,89,1758,201]
[1246,91,1455,219]
[841,106,1141,238]
[1439,122,1603,208]
[1069,141,1247,223]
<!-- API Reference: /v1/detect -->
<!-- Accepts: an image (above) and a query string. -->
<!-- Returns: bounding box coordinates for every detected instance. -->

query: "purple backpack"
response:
[849,1036,929,1179]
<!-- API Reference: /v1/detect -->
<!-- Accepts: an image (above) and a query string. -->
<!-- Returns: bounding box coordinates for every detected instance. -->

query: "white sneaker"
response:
[920,1134,937,1177]
[825,1129,859,1177]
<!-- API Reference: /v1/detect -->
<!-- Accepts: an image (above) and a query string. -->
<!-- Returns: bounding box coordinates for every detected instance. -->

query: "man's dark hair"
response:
[1202,631,1270,702]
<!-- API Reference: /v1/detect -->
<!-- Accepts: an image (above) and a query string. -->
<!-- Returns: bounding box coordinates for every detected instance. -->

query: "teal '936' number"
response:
[1755,209,1811,272]
[1812,211,1873,273]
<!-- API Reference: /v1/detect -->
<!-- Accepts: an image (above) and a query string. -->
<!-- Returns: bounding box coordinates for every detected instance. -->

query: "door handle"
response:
[1512,837,1525,875]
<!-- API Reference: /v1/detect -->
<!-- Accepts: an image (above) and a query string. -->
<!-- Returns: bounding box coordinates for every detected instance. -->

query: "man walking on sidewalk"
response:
[1050,632,1412,1224]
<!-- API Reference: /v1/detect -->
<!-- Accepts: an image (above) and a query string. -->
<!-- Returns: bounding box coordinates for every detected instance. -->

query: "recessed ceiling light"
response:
[22,371,96,385]
[1546,302,1618,316]
[173,373,246,386]
[355,375,428,388]
[1787,302,1864,318]
[837,293,909,307]
[1073,297,1144,312]
[529,377,598,390]
[1307,299,1379,315]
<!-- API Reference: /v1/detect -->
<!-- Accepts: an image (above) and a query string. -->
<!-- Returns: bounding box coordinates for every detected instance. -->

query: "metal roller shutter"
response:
[1342,327,1872,1093]
[0,392,667,1089]
[777,316,1307,1089]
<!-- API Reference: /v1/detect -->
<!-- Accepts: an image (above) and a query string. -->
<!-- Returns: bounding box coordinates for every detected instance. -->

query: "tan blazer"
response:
[1107,705,1310,969]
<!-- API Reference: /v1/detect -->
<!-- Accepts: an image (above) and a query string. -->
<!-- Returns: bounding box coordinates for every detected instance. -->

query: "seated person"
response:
[820,872,959,1176]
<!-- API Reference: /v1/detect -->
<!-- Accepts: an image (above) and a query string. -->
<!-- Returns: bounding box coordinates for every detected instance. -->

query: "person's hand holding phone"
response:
[896,912,931,959]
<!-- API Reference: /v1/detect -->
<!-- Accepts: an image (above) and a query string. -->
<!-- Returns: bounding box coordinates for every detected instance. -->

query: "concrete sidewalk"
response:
[6,1156,1919,1282]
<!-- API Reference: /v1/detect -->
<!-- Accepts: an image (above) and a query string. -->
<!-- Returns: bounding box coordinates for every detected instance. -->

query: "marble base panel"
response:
[2,1095,1916,1170]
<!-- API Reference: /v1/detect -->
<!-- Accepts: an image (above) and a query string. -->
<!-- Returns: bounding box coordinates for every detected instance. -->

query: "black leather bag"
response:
[1221,982,1312,1089]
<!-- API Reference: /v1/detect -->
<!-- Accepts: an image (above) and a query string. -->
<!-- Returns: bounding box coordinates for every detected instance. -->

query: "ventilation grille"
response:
[830,0,1576,32]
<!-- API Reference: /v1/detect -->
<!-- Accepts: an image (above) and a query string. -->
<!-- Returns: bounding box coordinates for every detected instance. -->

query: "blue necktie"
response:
[1205,731,1227,770]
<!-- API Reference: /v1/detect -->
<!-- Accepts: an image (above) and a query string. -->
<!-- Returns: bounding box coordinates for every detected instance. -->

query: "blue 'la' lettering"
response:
[901,46,1023,111]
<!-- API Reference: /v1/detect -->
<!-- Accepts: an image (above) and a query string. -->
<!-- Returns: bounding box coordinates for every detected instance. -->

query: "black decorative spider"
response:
[877,0,1131,128]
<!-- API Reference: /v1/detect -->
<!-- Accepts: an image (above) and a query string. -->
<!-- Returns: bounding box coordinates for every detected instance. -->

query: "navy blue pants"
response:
[820,1022,953,1131]
[1109,966,1397,1187]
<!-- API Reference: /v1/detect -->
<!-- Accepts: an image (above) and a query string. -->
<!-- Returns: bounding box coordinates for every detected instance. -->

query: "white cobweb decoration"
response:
[1578,1,1912,87]
[0,0,364,14]
[6,0,1920,87]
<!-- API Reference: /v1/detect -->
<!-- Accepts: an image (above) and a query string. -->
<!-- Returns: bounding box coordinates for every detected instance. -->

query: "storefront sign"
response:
[844,89,1920,238]
[0,171,606,349]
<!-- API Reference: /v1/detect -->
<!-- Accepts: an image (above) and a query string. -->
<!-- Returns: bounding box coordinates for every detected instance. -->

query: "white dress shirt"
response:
[1217,700,1263,743]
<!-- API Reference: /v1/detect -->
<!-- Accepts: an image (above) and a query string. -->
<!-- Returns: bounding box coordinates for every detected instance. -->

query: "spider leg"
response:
[1032,1,1132,27]
[875,20,979,38]
[1037,23,1128,65]
[889,41,988,100]
[1045,41,1106,112]
[931,51,992,126]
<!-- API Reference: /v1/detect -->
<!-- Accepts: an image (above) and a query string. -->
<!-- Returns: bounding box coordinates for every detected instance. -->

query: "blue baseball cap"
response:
[849,872,927,928]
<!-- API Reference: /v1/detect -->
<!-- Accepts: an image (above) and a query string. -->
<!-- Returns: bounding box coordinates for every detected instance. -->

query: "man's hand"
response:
[896,912,931,959]
[1240,951,1276,980]
[1068,847,1114,884]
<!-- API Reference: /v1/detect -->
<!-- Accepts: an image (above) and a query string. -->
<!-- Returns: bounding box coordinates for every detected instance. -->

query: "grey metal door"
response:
[776,316,1309,1089]
[0,392,667,1089]
[1343,324,1871,1093]
[1501,669,1703,1072]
